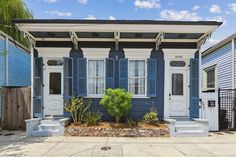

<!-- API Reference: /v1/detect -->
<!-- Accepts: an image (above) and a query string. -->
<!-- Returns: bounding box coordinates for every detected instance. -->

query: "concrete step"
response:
[175,121,196,125]
[31,130,62,137]
[36,124,61,131]
[175,130,206,137]
[175,124,200,131]
[40,120,61,125]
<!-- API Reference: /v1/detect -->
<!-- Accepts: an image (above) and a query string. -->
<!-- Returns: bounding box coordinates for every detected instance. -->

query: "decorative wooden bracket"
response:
[114,32,120,51]
[69,31,79,50]
[197,32,212,50]
[155,31,165,50]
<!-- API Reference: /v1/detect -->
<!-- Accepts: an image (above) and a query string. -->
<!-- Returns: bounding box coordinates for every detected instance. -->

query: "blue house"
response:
[13,19,221,137]
[0,30,31,120]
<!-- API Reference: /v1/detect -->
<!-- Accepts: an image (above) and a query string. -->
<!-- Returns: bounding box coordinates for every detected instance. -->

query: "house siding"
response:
[234,39,236,89]
[8,41,31,86]
[0,35,6,86]
[202,42,232,89]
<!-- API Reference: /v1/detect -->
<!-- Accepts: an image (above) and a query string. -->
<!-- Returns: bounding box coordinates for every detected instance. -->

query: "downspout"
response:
[199,47,202,119]
[232,38,235,128]
[5,37,9,86]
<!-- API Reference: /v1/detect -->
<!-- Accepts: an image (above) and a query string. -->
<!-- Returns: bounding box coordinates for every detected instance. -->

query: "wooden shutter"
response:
[147,59,157,97]
[119,58,128,90]
[64,57,73,99]
[106,58,115,89]
[33,57,43,118]
[190,58,199,118]
[77,58,87,96]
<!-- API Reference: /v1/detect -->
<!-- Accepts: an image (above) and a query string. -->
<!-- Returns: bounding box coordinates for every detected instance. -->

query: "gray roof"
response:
[12,19,222,26]
[202,33,236,57]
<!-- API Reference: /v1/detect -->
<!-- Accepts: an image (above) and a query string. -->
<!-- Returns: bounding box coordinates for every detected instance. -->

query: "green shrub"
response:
[64,97,91,124]
[143,105,159,125]
[85,111,103,126]
[100,88,132,123]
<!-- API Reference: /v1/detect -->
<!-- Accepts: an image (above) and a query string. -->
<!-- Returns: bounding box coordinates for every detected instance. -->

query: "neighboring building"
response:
[0,30,31,120]
[202,33,236,131]
[202,33,236,91]
[14,19,221,137]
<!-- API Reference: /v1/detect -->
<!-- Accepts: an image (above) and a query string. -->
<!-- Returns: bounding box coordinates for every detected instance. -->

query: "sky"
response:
[23,0,236,50]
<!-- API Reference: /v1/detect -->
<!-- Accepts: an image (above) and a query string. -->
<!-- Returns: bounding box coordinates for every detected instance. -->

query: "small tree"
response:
[100,88,132,123]
[64,96,91,124]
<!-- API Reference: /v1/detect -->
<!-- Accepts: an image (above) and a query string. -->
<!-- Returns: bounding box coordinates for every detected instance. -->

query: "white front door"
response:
[169,69,187,117]
[44,66,64,116]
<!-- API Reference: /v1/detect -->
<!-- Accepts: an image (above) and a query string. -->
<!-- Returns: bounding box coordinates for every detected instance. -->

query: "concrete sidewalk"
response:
[0,131,236,157]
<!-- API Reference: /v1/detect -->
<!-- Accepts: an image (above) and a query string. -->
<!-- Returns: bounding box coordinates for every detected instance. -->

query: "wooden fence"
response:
[1,87,31,130]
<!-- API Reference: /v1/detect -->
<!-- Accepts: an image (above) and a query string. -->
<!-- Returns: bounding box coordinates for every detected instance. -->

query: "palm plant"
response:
[0,0,33,46]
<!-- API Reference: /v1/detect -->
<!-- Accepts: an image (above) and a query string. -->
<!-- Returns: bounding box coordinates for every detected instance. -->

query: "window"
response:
[205,66,216,89]
[128,60,146,96]
[47,60,63,66]
[49,73,61,94]
[87,60,105,95]
[172,74,183,95]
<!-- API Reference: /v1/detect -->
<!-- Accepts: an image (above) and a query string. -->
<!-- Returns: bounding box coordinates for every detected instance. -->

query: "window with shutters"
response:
[128,60,146,96]
[87,60,105,96]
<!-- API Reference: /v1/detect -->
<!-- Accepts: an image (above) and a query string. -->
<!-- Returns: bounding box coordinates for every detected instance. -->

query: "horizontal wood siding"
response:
[8,41,31,86]
[202,42,232,89]
[234,39,236,89]
[0,35,6,86]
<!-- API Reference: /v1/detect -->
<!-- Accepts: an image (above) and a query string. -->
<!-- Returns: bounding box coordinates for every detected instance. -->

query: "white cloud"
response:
[78,0,88,4]
[44,0,58,3]
[84,15,96,20]
[229,3,236,12]
[206,38,220,46]
[134,0,160,9]
[160,9,202,21]
[209,4,221,13]
[45,10,72,17]
[192,5,200,11]
[108,16,116,20]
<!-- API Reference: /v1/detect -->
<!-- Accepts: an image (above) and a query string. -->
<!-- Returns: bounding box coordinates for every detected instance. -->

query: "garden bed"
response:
[65,122,170,137]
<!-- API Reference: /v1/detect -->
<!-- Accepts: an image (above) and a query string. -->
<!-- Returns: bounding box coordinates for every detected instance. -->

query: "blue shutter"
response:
[119,58,128,90]
[64,57,73,100]
[77,58,87,96]
[190,58,199,118]
[106,58,115,89]
[147,59,157,97]
[33,57,43,118]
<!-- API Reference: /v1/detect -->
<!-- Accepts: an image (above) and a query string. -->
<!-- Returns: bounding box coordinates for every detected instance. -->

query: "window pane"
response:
[47,60,63,66]
[128,60,146,95]
[207,68,215,88]
[87,60,105,95]
[172,74,183,95]
[49,73,61,94]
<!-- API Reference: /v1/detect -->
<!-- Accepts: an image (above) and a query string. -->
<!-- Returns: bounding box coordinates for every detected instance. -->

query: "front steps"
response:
[25,117,70,137]
[165,118,209,137]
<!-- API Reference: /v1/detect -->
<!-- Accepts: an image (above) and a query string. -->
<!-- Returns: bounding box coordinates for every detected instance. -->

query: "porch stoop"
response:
[165,118,209,137]
[25,117,70,137]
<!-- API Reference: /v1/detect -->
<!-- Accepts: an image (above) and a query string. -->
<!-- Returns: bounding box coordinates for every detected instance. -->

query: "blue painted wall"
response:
[66,47,165,121]
[0,36,6,86]
[8,41,31,86]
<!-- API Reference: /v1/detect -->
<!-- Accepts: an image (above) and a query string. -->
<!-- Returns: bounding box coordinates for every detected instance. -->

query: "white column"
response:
[30,45,34,119]
[199,50,202,119]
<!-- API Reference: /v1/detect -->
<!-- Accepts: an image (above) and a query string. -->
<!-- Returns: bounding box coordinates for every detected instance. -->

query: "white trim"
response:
[30,44,34,118]
[202,65,217,91]
[17,23,219,34]
[82,48,110,59]
[124,49,151,59]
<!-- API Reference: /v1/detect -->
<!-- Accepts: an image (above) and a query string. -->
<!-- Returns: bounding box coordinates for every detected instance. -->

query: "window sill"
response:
[132,96,149,99]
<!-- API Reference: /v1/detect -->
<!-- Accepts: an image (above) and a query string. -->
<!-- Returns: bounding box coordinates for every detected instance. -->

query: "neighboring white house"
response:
[202,33,236,131]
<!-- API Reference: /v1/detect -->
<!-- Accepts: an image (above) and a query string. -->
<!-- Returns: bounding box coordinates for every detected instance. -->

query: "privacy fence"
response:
[1,87,31,130]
